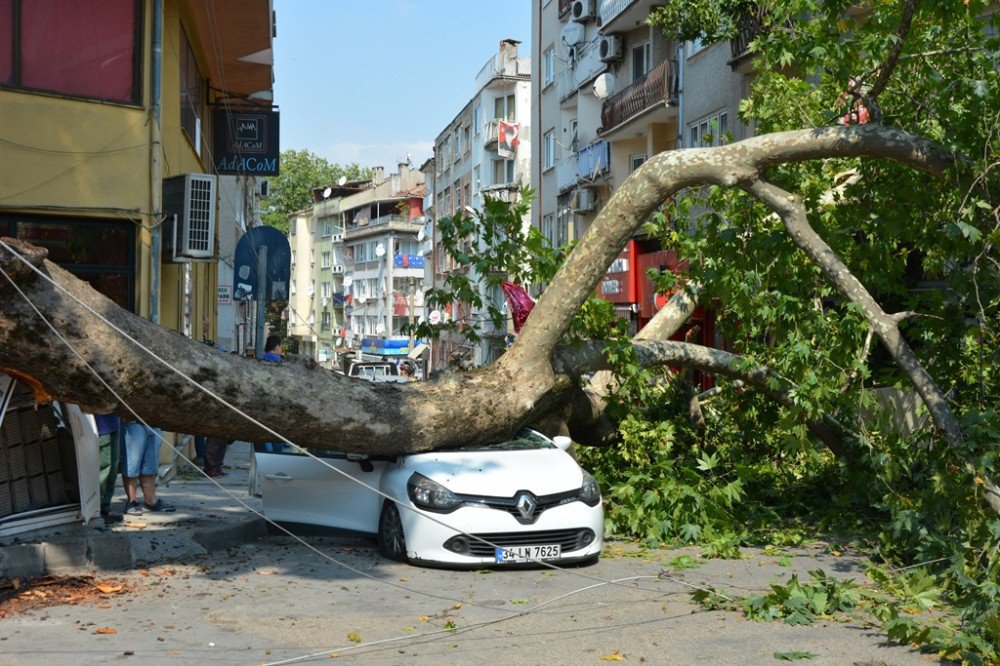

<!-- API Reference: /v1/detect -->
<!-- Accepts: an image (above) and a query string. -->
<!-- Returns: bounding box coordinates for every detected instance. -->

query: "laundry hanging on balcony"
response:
[497,121,520,158]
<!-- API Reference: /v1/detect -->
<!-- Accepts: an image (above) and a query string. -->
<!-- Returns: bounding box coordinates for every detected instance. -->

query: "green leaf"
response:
[773,652,818,661]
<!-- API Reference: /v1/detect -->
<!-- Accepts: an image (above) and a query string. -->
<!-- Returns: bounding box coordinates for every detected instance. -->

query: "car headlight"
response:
[407,472,463,513]
[579,470,601,507]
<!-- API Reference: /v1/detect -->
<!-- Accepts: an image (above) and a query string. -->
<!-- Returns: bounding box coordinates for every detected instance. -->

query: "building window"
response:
[322,219,332,237]
[3,215,135,309]
[493,159,515,185]
[322,282,331,299]
[473,165,481,193]
[321,251,331,269]
[310,249,315,266]
[541,213,556,247]
[688,112,730,147]
[321,312,331,331]
[494,94,515,121]
[543,46,555,86]
[0,0,140,104]
[544,130,556,170]
[473,104,482,135]
[180,26,205,156]
[631,42,650,83]
[630,154,647,172]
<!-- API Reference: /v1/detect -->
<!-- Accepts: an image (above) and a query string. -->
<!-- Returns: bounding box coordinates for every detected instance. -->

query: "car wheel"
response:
[378,501,408,562]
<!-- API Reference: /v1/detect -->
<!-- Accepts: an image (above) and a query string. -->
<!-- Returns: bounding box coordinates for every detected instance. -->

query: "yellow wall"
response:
[0,0,218,339]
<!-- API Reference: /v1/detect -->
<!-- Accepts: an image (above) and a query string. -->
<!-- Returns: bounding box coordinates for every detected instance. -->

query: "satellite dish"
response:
[338,175,347,187]
[375,243,386,257]
[561,20,584,46]
[417,228,425,242]
[357,294,367,303]
[322,187,332,198]
[594,72,617,100]
[343,275,353,286]
[375,322,386,335]
[417,250,424,257]
[335,337,343,346]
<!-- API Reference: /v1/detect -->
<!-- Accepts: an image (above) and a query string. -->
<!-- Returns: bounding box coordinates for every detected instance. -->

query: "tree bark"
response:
[0,126,964,467]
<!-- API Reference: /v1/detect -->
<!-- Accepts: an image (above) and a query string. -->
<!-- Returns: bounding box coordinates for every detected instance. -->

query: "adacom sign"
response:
[213,108,280,176]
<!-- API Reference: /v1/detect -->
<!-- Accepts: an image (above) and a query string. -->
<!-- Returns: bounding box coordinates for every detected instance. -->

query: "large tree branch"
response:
[555,340,855,458]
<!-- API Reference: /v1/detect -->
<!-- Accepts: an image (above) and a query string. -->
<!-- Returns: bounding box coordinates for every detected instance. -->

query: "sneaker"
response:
[125,501,143,516]
[143,499,176,513]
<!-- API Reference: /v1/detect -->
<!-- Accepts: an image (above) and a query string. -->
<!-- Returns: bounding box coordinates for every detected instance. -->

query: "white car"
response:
[252,429,604,567]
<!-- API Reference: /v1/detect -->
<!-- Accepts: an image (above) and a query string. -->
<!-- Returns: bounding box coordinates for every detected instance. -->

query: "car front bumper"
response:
[396,500,604,566]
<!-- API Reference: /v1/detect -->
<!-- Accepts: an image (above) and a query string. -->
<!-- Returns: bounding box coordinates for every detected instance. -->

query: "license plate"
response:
[495,544,561,563]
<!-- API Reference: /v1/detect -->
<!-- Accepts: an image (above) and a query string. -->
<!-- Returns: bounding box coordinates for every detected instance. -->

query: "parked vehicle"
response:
[252,429,604,567]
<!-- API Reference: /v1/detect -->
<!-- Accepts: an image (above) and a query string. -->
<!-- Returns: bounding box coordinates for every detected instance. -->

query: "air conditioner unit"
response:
[571,0,595,22]
[331,233,344,243]
[162,174,216,262]
[599,35,623,62]
[572,187,596,212]
[332,265,345,274]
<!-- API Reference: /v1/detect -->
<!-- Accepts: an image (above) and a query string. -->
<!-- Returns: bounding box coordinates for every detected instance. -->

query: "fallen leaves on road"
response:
[93,627,117,635]
[600,652,625,661]
[0,575,133,619]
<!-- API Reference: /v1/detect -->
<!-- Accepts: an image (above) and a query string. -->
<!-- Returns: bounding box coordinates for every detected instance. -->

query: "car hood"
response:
[400,448,585,497]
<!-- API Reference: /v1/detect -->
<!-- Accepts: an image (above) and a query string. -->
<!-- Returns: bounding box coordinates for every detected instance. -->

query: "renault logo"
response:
[515,492,538,520]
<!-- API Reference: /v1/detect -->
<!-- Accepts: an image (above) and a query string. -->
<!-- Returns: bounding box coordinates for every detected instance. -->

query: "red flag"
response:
[501,281,535,333]
[497,121,520,158]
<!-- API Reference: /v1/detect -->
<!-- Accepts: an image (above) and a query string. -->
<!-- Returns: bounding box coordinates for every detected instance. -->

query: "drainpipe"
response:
[149,0,163,324]
[676,42,684,149]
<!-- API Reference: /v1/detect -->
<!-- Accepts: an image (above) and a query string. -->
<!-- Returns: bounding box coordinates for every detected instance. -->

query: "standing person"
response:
[203,436,230,477]
[260,335,284,452]
[95,413,123,524]
[122,422,175,515]
[262,335,282,362]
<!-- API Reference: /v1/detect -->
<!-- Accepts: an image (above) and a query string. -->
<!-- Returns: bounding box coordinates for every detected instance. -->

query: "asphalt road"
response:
[0,534,936,665]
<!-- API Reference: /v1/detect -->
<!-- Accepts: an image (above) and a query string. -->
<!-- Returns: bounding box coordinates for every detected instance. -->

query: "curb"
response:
[0,516,266,580]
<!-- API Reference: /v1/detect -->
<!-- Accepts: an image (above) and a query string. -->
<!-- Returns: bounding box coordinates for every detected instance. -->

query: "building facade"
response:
[532,0,753,345]
[0,0,275,534]
[427,39,532,370]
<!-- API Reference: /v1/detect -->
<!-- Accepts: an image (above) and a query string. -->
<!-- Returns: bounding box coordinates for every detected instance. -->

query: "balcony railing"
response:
[556,156,578,193]
[730,5,768,61]
[483,118,500,149]
[560,37,606,103]
[576,139,609,180]
[599,0,635,27]
[600,59,678,132]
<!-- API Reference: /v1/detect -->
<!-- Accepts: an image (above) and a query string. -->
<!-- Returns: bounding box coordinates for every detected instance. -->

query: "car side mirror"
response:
[553,435,572,452]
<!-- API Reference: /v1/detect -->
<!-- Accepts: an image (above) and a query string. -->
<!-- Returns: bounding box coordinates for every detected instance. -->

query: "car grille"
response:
[463,489,579,525]
[461,528,595,556]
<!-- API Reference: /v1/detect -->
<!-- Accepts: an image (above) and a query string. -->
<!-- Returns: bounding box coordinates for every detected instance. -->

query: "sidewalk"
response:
[0,441,266,580]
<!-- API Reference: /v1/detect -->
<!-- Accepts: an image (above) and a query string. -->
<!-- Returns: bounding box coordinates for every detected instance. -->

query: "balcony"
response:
[730,5,768,68]
[599,0,659,35]
[558,37,606,103]
[576,139,609,181]
[475,53,531,91]
[556,156,578,193]
[483,118,500,150]
[600,59,678,134]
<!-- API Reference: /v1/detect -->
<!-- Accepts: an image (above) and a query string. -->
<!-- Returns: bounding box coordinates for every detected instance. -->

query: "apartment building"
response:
[0,0,275,534]
[427,39,532,370]
[532,0,753,343]
[288,165,426,366]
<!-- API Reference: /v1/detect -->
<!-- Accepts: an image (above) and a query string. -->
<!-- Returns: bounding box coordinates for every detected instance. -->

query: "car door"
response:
[253,444,389,533]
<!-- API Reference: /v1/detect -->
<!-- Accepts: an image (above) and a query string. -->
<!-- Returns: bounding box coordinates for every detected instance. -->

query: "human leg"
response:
[204,436,228,476]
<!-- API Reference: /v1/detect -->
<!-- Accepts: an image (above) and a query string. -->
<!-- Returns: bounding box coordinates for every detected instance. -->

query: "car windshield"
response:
[444,429,555,452]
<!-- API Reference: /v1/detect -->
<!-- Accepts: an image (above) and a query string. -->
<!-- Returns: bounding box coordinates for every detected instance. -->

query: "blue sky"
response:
[273,0,532,170]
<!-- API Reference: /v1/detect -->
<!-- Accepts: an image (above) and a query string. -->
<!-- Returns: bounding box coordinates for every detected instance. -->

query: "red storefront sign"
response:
[595,240,637,304]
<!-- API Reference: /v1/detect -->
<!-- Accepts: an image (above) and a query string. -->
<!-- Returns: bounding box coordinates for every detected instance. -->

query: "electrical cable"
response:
[0,238,737,609]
